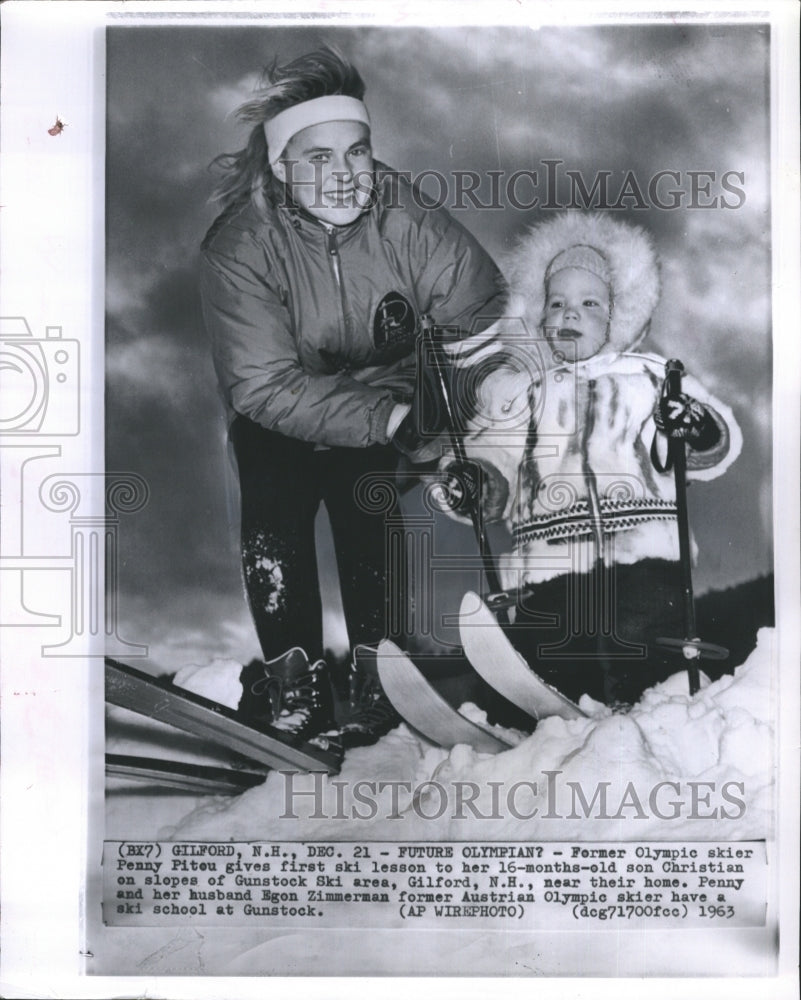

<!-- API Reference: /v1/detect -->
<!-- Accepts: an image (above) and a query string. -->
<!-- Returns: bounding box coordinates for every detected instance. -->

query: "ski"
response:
[458,592,587,722]
[105,754,268,795]
[105,658,341,774]
[375,639,515,754]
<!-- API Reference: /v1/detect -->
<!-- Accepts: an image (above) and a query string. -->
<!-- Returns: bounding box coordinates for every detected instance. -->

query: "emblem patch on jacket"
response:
[373,291,417,360]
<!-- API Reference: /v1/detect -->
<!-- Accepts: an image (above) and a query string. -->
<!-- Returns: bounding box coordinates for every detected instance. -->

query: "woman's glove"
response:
[654,393,721,451]
[391,340,455,460]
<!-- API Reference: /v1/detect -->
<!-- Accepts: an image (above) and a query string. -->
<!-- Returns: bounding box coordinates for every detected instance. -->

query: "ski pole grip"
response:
[664,358,685,400]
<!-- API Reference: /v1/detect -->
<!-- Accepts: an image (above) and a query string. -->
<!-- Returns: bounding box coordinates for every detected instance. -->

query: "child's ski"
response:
[458,593,587,722]
[375,640,515,754]
[106,658,341,774]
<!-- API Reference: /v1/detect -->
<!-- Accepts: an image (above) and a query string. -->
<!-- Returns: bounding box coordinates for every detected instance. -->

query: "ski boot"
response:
[240,647,336,743]
[237,657,277,730]
[312,644,401,753]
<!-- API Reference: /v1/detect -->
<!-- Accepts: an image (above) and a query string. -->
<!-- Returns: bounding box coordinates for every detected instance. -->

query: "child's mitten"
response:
[435,458,509,521]
[654,393,721,451]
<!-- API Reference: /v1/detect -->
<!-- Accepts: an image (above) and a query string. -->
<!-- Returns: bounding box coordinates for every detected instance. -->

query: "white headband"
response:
[264,96,370,167]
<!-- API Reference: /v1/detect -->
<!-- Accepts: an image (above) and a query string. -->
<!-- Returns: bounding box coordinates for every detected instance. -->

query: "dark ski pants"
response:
[512,558,685,705]
[230,415,400,663]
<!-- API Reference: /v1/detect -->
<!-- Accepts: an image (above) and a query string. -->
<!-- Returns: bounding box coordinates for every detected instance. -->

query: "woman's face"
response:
[542,267,611,362]
[275,119,374,226]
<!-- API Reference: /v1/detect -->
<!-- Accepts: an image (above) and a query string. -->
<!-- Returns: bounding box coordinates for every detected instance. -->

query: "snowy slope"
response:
[108,628,775,843]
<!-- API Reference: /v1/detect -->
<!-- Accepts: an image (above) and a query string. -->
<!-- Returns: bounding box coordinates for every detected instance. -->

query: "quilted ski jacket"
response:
[200,165,504,448]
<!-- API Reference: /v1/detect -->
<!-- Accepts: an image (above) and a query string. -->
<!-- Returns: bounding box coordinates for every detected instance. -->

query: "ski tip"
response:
[375,639,514,754]
[376,639,409,679]
[458,590,489,620]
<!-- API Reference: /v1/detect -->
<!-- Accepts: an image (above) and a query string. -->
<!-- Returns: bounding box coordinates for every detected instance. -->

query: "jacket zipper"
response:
[324,225,350,341]
[581,378,606,565]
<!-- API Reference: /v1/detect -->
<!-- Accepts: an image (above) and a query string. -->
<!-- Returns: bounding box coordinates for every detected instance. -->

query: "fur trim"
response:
[502,212,661,353]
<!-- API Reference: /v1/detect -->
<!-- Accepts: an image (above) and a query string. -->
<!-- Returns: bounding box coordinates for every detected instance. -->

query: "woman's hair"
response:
[210,46,366,216]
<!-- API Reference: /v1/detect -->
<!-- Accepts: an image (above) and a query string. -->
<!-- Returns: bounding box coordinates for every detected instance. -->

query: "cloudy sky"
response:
[105,20,773,670]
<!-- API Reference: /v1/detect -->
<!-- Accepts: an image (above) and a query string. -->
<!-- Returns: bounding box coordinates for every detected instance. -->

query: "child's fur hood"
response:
[503,212,661,353]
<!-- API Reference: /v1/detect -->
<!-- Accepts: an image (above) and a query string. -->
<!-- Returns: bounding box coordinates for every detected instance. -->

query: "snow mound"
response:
[166,629,775,843]
[172,658,244,710]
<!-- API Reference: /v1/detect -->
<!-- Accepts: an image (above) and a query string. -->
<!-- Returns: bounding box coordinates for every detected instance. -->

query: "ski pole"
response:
[420,316,509,623]
[655,359,728,694]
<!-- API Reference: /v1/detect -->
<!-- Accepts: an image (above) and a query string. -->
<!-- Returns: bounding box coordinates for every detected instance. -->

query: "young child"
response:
[441,212,742,706]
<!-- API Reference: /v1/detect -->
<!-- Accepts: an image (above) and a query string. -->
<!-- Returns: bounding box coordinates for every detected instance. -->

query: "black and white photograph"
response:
[1,2,799,996]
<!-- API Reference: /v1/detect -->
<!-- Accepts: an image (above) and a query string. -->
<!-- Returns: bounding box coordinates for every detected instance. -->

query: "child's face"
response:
[542,267,611,362]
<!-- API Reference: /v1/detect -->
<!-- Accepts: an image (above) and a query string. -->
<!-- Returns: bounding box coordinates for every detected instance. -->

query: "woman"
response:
[199,47,504,749]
